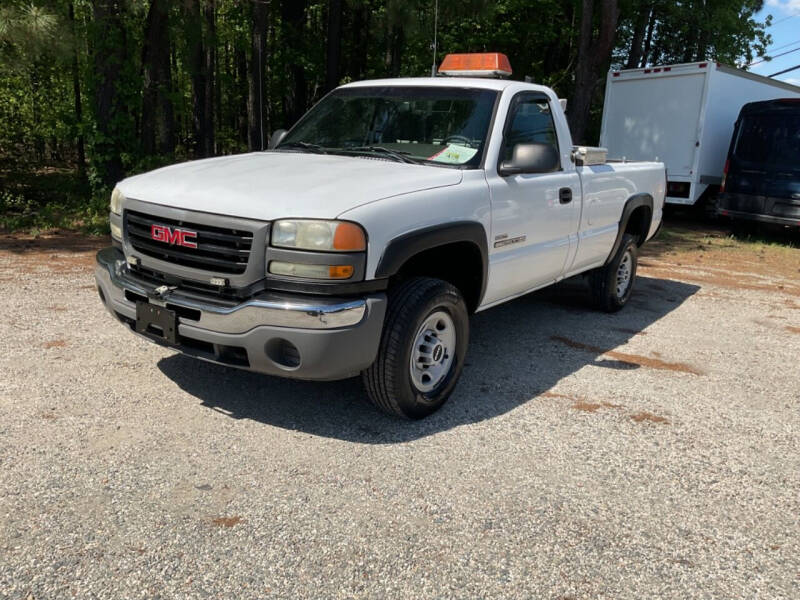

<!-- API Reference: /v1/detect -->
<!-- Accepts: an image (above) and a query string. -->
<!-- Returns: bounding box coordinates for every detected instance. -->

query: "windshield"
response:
[277,86,498,167]
[733,112,800,171]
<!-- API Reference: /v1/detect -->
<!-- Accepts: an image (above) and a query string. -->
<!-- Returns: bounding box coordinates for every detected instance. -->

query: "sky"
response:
[749,0,800,86]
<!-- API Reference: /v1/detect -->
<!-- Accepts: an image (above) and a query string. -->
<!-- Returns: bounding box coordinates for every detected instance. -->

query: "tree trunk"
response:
[236,44,248,142]
[183,0,214,157]
[325,0,342,92]
[640,6,657,67]
[68,2,86,176]
[89,0,126,185]
[203,0,216,155]
[247,0,269,150]
[348,4,368,82]
[625,2,650,69]
[388,26,404,77]
[568,0,620,144]
[682,2,699,64]
[30,69,45,162]
[141,0,175,155]
[281,0,308,127]
[696,3,710,61]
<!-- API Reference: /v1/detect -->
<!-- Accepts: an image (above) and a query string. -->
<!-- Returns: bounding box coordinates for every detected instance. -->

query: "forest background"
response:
[0,0,783,231]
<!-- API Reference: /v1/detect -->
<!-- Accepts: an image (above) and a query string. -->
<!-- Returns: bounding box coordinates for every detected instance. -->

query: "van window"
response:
[733,112,800,170]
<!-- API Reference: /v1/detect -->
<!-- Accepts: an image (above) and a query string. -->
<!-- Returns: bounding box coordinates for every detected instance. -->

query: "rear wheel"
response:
[362,277,469,419]
[590,233,638,312]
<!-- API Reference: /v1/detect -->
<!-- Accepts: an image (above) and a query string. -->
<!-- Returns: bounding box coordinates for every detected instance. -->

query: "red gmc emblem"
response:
[151,224,198,249]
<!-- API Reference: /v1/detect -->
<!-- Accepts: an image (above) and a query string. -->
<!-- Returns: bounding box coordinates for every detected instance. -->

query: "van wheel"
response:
[590,234,638,312]
[362,277,469,419]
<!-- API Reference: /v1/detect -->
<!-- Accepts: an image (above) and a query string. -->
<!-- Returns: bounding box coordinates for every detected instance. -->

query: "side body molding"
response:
[604,193,654,265]
[375,221,489,303]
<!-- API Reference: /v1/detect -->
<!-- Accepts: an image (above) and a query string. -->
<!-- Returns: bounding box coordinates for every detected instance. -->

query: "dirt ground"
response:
[1,219,798,599]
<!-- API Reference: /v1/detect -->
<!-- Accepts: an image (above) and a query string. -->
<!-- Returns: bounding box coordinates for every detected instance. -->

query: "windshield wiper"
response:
[334,146,423,165]
[276,141,329,154]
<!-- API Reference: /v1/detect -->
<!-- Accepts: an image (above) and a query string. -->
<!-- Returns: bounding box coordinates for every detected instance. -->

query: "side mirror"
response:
[268,129,288,149]
[499,143,560,176]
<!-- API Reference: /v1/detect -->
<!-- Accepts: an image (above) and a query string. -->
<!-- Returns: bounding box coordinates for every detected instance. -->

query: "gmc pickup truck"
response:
[96,53,665,418]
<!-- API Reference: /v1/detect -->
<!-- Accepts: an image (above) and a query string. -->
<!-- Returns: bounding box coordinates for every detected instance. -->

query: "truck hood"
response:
[118,152,463,221]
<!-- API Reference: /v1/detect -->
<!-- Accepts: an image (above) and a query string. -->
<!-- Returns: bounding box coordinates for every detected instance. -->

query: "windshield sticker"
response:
[428,144,478,164]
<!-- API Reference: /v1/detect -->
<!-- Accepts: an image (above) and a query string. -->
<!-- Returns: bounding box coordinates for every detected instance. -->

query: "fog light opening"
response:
[265,338,301,369]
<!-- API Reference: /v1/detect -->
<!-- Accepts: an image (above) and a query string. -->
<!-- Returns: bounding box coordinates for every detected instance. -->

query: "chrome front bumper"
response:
[95,247,386,380]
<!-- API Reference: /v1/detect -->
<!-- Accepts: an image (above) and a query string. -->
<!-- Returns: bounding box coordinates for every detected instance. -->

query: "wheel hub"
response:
[616,250,633,298]
[410,310,456,394]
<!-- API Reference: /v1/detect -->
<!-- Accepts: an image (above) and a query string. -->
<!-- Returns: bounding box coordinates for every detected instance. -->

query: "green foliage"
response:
[0,0,774,234]
[614,0,771,68]
[0,167,105,233]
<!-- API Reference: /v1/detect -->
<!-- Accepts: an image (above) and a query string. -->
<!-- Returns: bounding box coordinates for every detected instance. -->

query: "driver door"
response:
[483,93,581,305]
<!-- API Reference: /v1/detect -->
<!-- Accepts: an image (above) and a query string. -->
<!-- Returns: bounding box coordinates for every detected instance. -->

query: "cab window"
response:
[501,96,559,164]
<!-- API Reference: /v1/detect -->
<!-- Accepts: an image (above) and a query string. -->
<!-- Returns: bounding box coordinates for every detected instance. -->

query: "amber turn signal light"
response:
[333,222,366,251]
[328,265,354,279]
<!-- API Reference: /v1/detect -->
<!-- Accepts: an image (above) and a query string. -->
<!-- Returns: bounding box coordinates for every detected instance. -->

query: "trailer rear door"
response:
[601,71,706,177]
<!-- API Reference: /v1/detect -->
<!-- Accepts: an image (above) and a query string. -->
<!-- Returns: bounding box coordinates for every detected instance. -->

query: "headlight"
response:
[271,219,366,252]
[110,187,125,215]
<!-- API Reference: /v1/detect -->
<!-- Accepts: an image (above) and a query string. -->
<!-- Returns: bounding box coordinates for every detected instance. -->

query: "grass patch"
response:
[642,216,800,288]
[0,167,108,236]
[649,219,799,257]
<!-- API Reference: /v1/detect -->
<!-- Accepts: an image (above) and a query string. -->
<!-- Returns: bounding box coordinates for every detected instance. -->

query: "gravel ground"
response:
[0,229,798,599]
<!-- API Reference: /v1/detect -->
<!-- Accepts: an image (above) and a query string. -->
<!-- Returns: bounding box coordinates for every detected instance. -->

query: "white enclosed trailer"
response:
[599,61,800,205]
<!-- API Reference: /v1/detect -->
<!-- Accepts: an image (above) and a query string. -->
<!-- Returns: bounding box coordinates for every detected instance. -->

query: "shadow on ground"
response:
[0,232,108,254]
[158,275,700,444]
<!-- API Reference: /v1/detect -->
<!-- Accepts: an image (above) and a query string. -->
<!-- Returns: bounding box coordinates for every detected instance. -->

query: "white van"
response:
[600,61,800,206]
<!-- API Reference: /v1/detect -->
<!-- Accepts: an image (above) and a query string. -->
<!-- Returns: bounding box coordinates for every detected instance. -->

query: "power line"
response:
[749,43,800,67]
[769,63,800,77]
[769,14,799,27]
[766,37,800,52]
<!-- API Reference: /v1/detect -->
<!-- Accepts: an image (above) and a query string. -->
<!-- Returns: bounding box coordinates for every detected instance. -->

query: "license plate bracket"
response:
[135,302,178,344]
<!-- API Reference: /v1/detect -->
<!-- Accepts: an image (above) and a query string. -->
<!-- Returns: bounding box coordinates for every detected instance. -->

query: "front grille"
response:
[128,263,241,300]
[125,210,253,274]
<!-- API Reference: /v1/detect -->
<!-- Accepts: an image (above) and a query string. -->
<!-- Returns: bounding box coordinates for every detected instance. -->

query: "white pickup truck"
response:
[96,53,665,418]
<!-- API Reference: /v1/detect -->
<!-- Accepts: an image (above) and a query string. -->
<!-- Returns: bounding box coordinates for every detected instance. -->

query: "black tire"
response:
[590,233,638,313]
[362,277,469,419]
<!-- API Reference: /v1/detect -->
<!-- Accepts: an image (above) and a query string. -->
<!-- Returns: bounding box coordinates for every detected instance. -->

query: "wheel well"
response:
[391,241,484,312]
[624,205,652,245]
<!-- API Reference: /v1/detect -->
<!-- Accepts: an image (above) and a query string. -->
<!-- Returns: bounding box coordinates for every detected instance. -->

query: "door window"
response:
[501,96,559,164]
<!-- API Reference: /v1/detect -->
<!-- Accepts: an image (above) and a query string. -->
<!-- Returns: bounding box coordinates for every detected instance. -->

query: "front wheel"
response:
[590,233,638,312]
[362,277,469,419]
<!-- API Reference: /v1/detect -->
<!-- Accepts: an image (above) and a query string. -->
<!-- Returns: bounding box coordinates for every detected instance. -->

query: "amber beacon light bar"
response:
[438,53,513,78]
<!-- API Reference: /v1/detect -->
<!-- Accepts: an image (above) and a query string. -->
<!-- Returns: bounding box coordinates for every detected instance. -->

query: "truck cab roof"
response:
[339,77,550,95]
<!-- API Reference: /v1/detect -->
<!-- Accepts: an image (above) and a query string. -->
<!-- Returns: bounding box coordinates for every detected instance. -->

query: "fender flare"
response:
[604,193,654,265]
[375,221,489,304]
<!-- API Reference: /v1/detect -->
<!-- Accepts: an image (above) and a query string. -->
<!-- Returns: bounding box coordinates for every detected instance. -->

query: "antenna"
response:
[430,0,439,76]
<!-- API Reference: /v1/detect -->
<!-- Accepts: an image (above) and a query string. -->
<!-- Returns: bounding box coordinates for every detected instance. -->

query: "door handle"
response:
[559,187,572,204]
